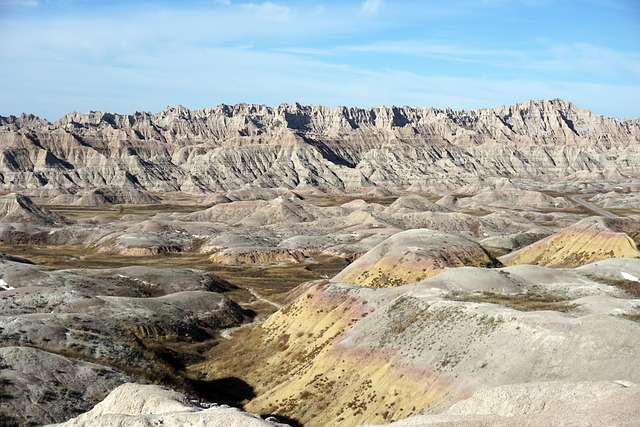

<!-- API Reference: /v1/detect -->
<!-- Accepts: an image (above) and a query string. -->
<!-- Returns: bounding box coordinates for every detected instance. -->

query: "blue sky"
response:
[0,0,638,120]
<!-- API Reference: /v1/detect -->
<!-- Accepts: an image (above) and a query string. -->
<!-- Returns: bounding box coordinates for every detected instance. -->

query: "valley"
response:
[0,100,639,426]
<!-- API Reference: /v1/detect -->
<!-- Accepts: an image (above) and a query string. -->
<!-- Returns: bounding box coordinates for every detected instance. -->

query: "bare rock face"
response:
[45,383,291,427]
[1,99,639,193]
[385,195,450,214]
[48,187,161,206]
[209,247,307,265]
[332,229,501,287]
[0,192,69,225]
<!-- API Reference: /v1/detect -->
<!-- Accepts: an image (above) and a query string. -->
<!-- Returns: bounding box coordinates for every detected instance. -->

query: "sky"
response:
[0,0,638,121]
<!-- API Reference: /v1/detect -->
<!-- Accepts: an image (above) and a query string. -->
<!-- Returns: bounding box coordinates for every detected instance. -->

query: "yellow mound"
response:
[204,283,456,427]
[501,217,640,268]
[332,229,500,287]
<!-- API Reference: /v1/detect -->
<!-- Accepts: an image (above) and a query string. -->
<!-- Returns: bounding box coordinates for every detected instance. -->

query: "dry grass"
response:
[587,275,640,298]
[297,193,398,207]
[532,206,591,215]
[0,244,346,306]
[450,291,575,312]
[461,209,492,217]
[622,313,640,322]
[0,244,215,270]
[0,199,336,417]
[481,246,511,258]
[46,203,205,220]
[212,256,348,304]
[607,208,640,217]
[190,326,268,397]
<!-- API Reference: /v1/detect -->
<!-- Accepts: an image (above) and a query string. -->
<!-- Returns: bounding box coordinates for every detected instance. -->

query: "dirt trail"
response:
[220,288,282,340]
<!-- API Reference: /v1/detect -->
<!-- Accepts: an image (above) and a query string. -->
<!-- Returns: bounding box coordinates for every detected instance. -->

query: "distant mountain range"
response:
[1,99,638,193]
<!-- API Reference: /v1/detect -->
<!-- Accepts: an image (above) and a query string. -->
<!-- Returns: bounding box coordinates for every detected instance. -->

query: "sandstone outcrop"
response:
[443,189,572,211]
[209,247,307,265]
[0,98,638,427]
[1,99,639,193]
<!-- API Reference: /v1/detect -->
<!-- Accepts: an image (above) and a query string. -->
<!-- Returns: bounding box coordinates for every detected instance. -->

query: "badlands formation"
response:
[0,99,638,426]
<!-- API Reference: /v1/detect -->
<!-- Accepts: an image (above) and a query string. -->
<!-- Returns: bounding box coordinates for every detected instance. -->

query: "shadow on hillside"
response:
[188,376,303,426]
[189,376,256,407]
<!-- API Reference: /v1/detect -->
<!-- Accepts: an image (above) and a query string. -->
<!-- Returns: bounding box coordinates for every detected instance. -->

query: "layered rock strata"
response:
[1,99,638,193]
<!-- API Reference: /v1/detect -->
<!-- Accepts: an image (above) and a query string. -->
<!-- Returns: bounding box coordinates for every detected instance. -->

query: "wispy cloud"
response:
[360,0,382,15]
[544,43,640,80]
[0,0,38,7]
[241,1,290,21]
[0,0,638,119]
[342,40,523,62]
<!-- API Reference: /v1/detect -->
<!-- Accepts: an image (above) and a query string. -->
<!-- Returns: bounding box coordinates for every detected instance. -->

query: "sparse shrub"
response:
[587,275,640,298]
[299,390,312,400]
[622,313,640,322]
[449,291,575,312]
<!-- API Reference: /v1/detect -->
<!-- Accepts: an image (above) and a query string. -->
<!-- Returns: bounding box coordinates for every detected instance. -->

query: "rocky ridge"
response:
[0,192,69,225]
[1,101,640,427]
[46,383,291,427]
[1,99,639,193]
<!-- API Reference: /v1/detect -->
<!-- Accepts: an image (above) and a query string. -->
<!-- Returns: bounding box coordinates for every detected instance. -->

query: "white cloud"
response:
[360,0,381,15]
[241,1,290,21]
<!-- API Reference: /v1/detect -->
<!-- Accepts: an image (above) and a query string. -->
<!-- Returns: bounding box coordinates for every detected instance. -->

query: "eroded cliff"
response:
[1,99,638,193]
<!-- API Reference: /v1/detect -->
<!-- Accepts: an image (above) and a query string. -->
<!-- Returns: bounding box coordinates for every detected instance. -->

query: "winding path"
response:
[570,194,620,219]
[219,288,282,340]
